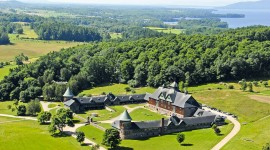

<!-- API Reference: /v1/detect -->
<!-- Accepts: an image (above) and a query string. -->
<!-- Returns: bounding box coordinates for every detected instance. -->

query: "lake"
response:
[214,9,270,28]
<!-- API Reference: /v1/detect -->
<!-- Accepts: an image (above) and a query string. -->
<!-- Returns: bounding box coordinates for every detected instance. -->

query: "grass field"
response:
[146,27,184,34]
[110,32,122,39]
[129,108,166,121]
[0,65,16,81]
[0,101,17,115]
[0,25,81,62]
[80,83,155,96]
[78,122,233,150]
[0,116,88,150]
[125,103,147,108]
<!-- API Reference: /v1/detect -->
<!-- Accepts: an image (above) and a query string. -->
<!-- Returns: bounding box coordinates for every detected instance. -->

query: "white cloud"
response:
[48,0,259,6]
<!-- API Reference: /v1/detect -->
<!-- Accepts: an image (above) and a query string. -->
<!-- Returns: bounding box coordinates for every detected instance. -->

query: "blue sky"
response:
[48,0,259,6]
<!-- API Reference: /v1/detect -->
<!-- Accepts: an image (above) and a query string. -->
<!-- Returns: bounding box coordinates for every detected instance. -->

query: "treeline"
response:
[32,22,102,42]
[0,22,24,45]
[1,26,270,100]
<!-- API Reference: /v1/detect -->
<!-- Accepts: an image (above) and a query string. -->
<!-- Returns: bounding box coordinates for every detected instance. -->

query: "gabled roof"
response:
[119,110,132,121]
[63,87,74,97]
[182,115,216,125]
[64,99,75,107]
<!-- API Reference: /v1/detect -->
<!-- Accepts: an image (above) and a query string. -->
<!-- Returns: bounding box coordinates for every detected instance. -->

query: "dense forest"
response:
[32,22,102,42]
[1,26,270,101]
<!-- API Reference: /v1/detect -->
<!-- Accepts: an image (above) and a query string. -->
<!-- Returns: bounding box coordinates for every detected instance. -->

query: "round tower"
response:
[63,87,74,101]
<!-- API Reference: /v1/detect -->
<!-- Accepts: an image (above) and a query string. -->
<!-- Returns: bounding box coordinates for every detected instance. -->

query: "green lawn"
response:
[0,65,16,81]
[146,27,184,35]
[0,116,89,150]
[48,103,57,108]
[129,108,166,121]
[80,83,155,96]
[77,105,125,121]
[78,122,233,150]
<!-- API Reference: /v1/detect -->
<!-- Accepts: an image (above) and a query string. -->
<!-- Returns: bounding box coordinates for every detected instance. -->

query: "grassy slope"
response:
[0,116,88,150]
[189,82,270,149]
[0,101,18,115]
[0,65,16,81]
[80,83,155,96]
[78,122,233,150]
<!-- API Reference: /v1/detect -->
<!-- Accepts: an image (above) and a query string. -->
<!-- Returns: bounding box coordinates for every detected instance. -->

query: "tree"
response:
[239,79,247,91]
[212,124,221,135]
[247,82,253,92]
[37,111,52,124]
[176,133,185,145]
[27,99,41,116]
[263,81,268,87]
[102,128,121,149]
[17,105,26,116]
[49,108,74,135]
[76,131,85,145]
[91,144,100,150]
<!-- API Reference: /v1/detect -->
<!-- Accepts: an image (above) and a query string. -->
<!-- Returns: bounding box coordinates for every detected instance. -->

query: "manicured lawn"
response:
[77,105,125,121]
[0,101,18,115]
[78,122,233,150]
[129,108,166,121]
[80,83,155,96]
[0,116,89,150]
[77,125,105,146]
[0,65,16,81]
[146,27,184,34]
[97,123,112,129]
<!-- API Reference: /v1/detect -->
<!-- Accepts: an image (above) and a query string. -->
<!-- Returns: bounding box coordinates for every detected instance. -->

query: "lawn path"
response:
[203,108,241,150]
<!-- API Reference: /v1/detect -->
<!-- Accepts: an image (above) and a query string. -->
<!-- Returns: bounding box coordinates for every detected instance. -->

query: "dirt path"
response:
[203,108,241,150]
[40,101,60,112]
[249,95,270,104]
[0,114,37,121]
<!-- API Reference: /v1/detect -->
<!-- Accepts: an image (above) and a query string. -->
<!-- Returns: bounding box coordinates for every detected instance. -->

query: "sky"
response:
[47,0,259,6]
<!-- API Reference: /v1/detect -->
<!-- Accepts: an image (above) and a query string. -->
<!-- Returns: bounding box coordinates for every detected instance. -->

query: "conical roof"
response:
[169,81,178,88]
[119,110,132,121]
[63,87,74,97]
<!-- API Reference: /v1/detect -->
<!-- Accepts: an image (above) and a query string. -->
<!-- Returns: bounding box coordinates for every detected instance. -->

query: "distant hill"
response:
[223,0,270,9]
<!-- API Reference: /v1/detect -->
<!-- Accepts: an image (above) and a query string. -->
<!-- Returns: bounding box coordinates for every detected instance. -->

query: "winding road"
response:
[203,107,241,150]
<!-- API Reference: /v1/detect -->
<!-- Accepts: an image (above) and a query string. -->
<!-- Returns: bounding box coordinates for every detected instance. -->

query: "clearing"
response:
[249,95,270,104]
[146,27,184,34]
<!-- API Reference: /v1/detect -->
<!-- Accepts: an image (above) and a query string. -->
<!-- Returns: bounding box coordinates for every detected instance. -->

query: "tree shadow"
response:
[110,146,134,150]
[217,133,224,136]
[181,143,193,146]
[52,132,71,138]
[72,119,81,124]
[40,122,51,125]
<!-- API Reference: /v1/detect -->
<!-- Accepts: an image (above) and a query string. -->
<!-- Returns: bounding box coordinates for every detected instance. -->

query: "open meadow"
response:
[146,27,184,34]
[0,65,16,81]
[0,24,81,62]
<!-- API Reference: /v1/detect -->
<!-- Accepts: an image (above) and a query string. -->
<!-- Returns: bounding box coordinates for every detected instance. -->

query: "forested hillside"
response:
[1,26,270,101]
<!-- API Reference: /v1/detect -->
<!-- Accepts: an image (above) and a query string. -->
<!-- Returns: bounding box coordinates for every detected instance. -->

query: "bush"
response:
[262,143,270,150]
[76,131,85,145]
[38,111,52,124]
[263,81,268,87]
[27,99,41,116]
[124,87,131,92]
[176,132,185,145]
[17,105,26,116]
[228,85,234,89]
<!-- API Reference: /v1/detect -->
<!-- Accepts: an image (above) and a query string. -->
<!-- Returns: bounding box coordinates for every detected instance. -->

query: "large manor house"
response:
[64,82,225,139]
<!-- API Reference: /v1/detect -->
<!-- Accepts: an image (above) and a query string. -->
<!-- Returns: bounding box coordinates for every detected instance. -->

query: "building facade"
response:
[145,82,201,118]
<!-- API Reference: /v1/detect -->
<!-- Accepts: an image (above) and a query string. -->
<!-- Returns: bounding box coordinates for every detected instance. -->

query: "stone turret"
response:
[63,87,74,101]
[119,110,132,131]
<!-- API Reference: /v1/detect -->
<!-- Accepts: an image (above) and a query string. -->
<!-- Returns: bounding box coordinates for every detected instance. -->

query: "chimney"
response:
[160,118,165,134]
